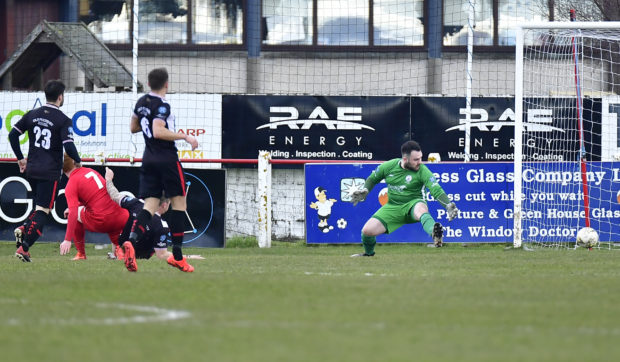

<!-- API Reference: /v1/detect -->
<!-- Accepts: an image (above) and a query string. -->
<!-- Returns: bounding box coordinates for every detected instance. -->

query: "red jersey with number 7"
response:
[64,167,129,243]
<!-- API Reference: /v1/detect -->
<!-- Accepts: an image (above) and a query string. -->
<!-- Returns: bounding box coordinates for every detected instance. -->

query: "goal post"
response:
[513,21,620,249]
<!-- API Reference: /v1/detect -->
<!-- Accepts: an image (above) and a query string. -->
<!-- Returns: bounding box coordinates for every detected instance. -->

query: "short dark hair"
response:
[159,196,170,206]
[62,152,76,174]
[401,140,422,156]
[148,68,169,91]
[44,80,65,102]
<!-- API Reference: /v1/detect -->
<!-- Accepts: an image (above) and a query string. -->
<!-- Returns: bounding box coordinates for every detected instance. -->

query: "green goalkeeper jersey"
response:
[364,158,448,206]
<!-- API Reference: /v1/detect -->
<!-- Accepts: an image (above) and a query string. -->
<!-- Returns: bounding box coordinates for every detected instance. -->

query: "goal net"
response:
[514,22,620,249]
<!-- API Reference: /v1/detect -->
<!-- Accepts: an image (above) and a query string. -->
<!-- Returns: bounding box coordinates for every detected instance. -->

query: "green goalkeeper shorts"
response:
[371,199,426,234]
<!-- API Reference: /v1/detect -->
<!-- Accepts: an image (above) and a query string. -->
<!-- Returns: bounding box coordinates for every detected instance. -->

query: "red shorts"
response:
[79,206,129,235]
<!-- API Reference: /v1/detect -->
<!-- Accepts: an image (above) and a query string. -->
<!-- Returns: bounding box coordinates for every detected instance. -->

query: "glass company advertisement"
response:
[305,162,620,244]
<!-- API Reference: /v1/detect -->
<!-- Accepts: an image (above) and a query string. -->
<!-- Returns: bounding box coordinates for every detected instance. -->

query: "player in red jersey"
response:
[59,155,128,260]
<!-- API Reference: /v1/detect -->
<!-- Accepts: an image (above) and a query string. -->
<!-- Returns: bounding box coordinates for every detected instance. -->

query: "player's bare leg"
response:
[352,218,385,257]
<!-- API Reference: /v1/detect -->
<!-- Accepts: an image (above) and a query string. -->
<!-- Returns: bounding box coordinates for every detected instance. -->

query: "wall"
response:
[226,168,305,240]
[60,51,520,96]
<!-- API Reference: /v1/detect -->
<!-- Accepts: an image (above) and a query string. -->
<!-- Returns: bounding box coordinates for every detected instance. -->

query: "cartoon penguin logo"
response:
[309,186,337,233]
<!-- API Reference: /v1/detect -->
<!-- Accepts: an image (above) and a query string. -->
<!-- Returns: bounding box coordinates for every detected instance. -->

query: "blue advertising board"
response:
[305,162,620,244]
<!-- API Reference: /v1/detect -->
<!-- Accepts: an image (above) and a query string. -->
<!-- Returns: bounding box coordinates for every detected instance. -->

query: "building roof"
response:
[0,20,139,90]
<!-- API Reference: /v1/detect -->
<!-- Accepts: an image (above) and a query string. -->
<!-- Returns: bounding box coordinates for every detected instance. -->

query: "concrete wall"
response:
[61,51,520,96]
[226,168,305,240]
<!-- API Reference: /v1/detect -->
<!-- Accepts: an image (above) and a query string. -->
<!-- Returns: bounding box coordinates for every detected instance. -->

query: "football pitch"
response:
[2,240,620,362]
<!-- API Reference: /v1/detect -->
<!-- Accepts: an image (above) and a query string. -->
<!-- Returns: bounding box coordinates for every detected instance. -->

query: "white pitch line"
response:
[0,299,191,326]
[303,271,391,277]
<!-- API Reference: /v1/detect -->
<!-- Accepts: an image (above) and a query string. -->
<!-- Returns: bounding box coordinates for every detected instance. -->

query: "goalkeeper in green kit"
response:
[350,141,459,256]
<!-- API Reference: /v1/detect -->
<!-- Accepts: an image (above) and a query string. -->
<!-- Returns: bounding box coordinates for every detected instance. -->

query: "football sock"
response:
[74,222,86,254]
[361,233,376,255]
[23,210,48,251]
[18,210,36,247]
[108,232,120,247]
[22,210,36,228]
[169,210,186,261]
[129,209,152,244]
[420,212,435,236]
[74,239,86,255]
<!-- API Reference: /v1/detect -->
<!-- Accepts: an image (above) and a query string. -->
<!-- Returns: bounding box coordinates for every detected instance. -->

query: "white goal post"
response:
[514,21,620,249]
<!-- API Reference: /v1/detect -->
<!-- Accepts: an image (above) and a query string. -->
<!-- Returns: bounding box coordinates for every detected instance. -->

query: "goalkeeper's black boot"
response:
[432,222,444,247]
[350,252,375,257]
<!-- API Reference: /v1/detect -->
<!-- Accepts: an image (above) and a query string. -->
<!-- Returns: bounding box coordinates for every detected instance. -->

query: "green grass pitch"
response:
[2,240,620,362]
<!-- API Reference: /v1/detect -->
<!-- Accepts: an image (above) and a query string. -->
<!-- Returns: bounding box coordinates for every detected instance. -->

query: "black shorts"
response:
[139,160,186,199]
[29,178,59,209]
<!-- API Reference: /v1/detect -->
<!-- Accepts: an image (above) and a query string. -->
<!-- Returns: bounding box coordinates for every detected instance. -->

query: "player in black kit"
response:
[104,166,171,259]
[105,166,204,261]
[119,196,171,259]
[8,80,82,262]
[121,67,199,272]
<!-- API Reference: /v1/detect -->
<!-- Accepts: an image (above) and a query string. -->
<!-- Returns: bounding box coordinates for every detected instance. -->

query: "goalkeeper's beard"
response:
[401,160,419,171]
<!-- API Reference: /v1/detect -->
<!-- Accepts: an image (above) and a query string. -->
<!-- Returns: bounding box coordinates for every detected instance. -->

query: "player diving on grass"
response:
[350,140,459,256]
[104,167,203,261]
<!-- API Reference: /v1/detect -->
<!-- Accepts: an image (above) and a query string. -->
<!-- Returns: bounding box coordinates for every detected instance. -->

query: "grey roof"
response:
[0,20,139,90]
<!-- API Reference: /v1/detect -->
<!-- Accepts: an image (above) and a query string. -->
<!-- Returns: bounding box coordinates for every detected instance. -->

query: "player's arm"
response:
[351,162,387,205]
[421,166,459,221]
[104,167,124,205]
[8,115,28,172]
[153,222,204,260]
[154,249,204,260]
[8,128,26,172]
[154,248,171,260]
[63,142,81,167]
[364,162,388,192]
[61,118,82,165]
[130,114,141,134]
[60,183,80,254]
[152,118,198,150]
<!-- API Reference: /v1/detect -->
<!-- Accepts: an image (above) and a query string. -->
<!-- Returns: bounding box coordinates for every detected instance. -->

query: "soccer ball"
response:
[378,187,389,206]
[337,218,347,229]
[576,227,599,248]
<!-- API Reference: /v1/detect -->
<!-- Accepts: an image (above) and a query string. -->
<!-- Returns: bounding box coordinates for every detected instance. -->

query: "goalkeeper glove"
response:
[446,202,459,221]
[351,188,369,206]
